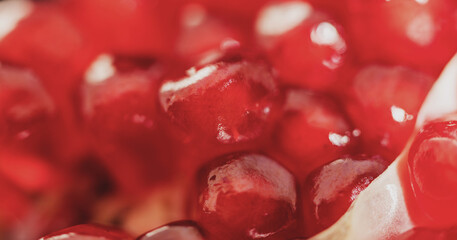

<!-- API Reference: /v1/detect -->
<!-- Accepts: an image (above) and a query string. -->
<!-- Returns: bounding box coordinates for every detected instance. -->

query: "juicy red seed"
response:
[137,221,205,240]
[0,64,57,156]
[60,0,183,56]
[175,4,245,66]
[159,59,278,144]
[82,54,159,143]
[302,155,386,236]
[345,0,457,75]
[0,2,96,160]
[82,55,174,194]
[272,89,357,178]
[39,224,133,240]
[0,1,97,93]
[345,65,433,162]
[192,153,300,240]
[394,227,457,240]
[407,120,457,226]
[255,1,347,90]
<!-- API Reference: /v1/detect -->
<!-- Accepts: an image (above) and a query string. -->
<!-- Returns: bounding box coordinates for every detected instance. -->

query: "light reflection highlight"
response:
[310,22,346,69]
[181,3,207,27]
[161,65,217,93]
[391,105,413,123]
[310,22,340,46]
[328,132,350,147]
[406,13,435,46]
[256,1,313,37]
[415,0,429,5]
[84,54,116,84]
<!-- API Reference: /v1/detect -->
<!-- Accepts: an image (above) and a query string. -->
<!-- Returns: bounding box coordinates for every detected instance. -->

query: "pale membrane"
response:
[0,0,33,42]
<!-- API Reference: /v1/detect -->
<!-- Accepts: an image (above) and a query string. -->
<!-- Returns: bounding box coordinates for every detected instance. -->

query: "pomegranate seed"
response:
[0,0,455,238]
[138,221,205,240]
[272,89,357,177]
[82,54,159,146]
[39,224,133,240]
[255,1,347,90]
[192,153,301,240]
[406,121,457,227]
[159,58,280,175]
[175,4,245,66]
[303,155,387,236]
[346,0,457,75]
[0,64,58,156]
[60,0,183,57]
[0,1,98,158]
[159,58,279,144]
[345,65,434,162]
[82,54,174,194]
[0,1,97,94]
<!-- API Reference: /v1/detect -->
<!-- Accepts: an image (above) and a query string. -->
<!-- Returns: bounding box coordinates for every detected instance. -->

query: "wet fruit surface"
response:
[0,0,455,239]
[405,121,457,227]
[345,65,434,162]
[255,1,348,90]
[0,64,57,156]
[59,0,183,57]
[272,89,357,178]
[82,54,176,195]
[345,0,457,75]
[0,1,97,100]
[159,59,278,145]
[192,153,300,240]
[302,155,386,236]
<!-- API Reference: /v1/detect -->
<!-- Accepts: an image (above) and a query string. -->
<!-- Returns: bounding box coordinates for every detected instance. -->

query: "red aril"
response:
[0,64,58,157]
[272,89,357,178]
[159,58,280,175]
[0,1,97,96]
[302,155,386,236]
[160,58,278,144]
[405,121,457,227]
[175,4,245,66]
[82,54,174,195]
[346,0,457,75]
[345,65,434,162]
[82,54,160,145]
[59,0,183,57]
[255,1,347,91]
[0,1,99,161]
[192,153,301,240]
